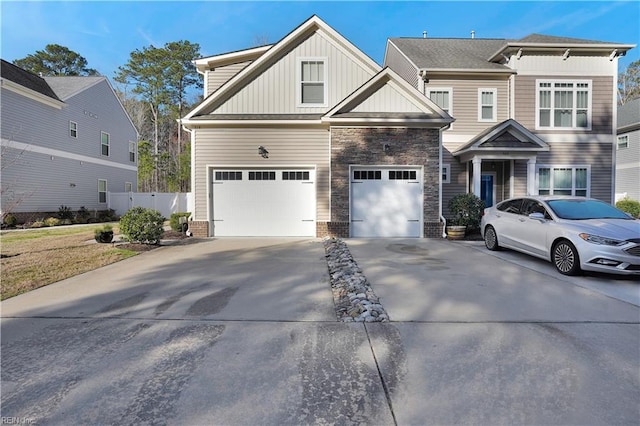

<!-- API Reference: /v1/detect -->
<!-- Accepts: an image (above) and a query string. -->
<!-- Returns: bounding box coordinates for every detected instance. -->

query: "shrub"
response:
[44,217,61,227]
[119,207,165,244]
[3,214,17,227]
[616,197,640,218]
[94,224,114,243]
[98,209,118,222]
[170,212,191,231]
[31,221,45,228]
[448,193,485,230]
[75,206,91,224]
[57,205,74,220]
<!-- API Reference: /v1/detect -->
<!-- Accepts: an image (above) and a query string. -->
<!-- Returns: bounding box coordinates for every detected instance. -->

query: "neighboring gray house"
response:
[1,60,138,220]
[616,98,640,201]
[384,34,635,217]
[184,15,452,238]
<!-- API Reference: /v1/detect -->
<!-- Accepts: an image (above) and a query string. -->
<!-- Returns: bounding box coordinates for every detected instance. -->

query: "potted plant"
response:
[94,224,114,243]
[447,193,484,240]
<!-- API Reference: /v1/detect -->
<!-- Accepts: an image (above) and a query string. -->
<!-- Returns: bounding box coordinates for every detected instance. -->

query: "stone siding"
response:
[330,127,441,237]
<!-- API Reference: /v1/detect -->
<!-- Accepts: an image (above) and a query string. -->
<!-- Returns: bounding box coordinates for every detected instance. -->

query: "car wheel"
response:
[484,226,500,251]
[552,240,581,276]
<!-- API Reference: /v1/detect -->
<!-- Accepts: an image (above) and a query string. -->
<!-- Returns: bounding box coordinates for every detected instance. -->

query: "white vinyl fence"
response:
[108,192,192,219]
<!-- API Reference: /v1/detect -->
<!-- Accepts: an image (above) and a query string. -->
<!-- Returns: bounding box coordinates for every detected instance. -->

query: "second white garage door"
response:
[350,167,423,237]
[211,168,316,237]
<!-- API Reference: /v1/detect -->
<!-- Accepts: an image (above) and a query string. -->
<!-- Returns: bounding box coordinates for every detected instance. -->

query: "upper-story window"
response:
[478,89,497,122]
[536,80,591,130]
[101,132,110,156]
[428,88,452,115]
[441,164,451,184]
[129,141,136,163]
[299,59,327,106]
[69,121,78,138]
[617,135,629,150]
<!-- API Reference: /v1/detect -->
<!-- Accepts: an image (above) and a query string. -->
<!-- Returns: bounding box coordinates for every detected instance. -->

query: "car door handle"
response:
[519,218,526,222]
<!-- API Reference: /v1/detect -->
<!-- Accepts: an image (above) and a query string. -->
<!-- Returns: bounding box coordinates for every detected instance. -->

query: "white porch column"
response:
[472,157,482,197]
[527,157,537,195]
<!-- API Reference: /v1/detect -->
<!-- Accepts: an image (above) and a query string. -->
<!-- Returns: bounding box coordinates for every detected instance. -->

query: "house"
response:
[183,15,453,238]
[384,34,635,217]
[616,98,640,201]
[1,60,138,221]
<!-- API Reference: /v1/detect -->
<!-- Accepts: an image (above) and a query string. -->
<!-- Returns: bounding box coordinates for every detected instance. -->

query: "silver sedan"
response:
[480,196,640,276]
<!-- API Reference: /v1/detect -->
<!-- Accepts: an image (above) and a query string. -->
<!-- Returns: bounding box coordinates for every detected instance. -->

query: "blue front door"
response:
[481,174,494,207]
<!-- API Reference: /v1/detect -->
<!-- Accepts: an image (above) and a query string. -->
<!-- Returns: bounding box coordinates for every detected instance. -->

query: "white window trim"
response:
[98,179,108,203]
[535,164,591,197]
[129,141,136,163]
[296,57,328,108]
[617,135,629,150]
[535,79,592,131]
[441,163,451,184]
[427,87,453,117]
[478,88,497,122]
[101,131,110,157]
[69,121,78,138]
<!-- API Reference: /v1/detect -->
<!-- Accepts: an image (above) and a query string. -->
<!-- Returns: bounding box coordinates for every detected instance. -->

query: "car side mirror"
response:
[529,212,545,221]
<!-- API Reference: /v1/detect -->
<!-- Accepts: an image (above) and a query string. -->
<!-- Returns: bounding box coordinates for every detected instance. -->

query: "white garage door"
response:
[351,167,423,237]
[211,168,316,237]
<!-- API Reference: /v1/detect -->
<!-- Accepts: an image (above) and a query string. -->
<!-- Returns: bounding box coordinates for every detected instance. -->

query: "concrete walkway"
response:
[1,237,638,425]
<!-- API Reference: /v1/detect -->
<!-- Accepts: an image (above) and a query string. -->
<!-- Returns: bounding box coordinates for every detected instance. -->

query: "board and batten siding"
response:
[383,42,419,88]
[193,127,330,222]
[425,77,510,134]
[514,75,614,134]
[205,61,252,97]
[212,32,376,114]
[351,84,423,113]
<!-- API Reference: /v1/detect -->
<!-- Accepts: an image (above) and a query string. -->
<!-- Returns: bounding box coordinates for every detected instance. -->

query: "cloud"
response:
[137,28,160,47]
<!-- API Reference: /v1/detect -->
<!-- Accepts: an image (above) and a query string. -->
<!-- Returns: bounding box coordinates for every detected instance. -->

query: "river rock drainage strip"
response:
[323,237,390,322]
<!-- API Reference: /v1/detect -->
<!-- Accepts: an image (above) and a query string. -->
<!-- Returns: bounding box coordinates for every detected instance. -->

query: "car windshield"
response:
[547,199,631,220]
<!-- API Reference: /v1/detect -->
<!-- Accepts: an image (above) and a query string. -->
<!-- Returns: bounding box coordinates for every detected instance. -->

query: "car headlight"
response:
[578,233,625,246]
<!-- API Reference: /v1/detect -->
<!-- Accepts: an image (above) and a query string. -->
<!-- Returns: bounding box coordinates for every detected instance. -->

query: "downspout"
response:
[181,123,195,221]
[439,123,451,238]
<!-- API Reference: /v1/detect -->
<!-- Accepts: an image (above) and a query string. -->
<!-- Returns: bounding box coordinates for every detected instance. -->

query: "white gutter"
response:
[439,124,450,238]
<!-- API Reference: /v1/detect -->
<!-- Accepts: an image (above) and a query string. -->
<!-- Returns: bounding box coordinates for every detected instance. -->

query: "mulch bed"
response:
[116,229,192,252]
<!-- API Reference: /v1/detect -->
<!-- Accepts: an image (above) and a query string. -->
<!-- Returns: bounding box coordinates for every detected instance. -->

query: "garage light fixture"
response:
[258,146,269,158]
[383,143,391,155]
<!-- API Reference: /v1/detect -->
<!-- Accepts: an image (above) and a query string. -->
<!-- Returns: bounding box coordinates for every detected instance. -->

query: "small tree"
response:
[448,193,485,230]
[616,198,640,218]
[119,207,165,244]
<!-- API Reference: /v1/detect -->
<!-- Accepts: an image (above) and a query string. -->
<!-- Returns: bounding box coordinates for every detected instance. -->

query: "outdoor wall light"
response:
[383,143,391,155]
[258,145,269,158]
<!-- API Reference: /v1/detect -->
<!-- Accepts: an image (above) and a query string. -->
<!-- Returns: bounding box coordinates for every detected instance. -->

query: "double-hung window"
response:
[98,179,107,203]
[299,59,326,106]
[101,132,110,156]
[428,88,452,115]
[537,166,589,196]
[441,164,451,184]
[69,121,78,138]
[617,135,629,150]
[537,80,591,130]
[129,141,136,163]
[478,89,497,122]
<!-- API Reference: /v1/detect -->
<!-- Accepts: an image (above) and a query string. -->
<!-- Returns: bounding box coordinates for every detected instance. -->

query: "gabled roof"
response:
[323,67,453,127]
[44,76,104,100]
[0,59,61,101]
[387,38,510,73]
[387,33,635,72]
[618,98,640,133]
[184,15,381,121]
[453,119,549,160]
[193,45,273,73]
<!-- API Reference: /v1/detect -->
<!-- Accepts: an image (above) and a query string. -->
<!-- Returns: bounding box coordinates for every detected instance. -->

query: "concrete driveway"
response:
[2,237,638,425]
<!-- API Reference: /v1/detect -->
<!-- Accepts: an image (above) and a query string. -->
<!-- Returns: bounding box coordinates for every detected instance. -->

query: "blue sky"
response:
[2,0,639,91]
